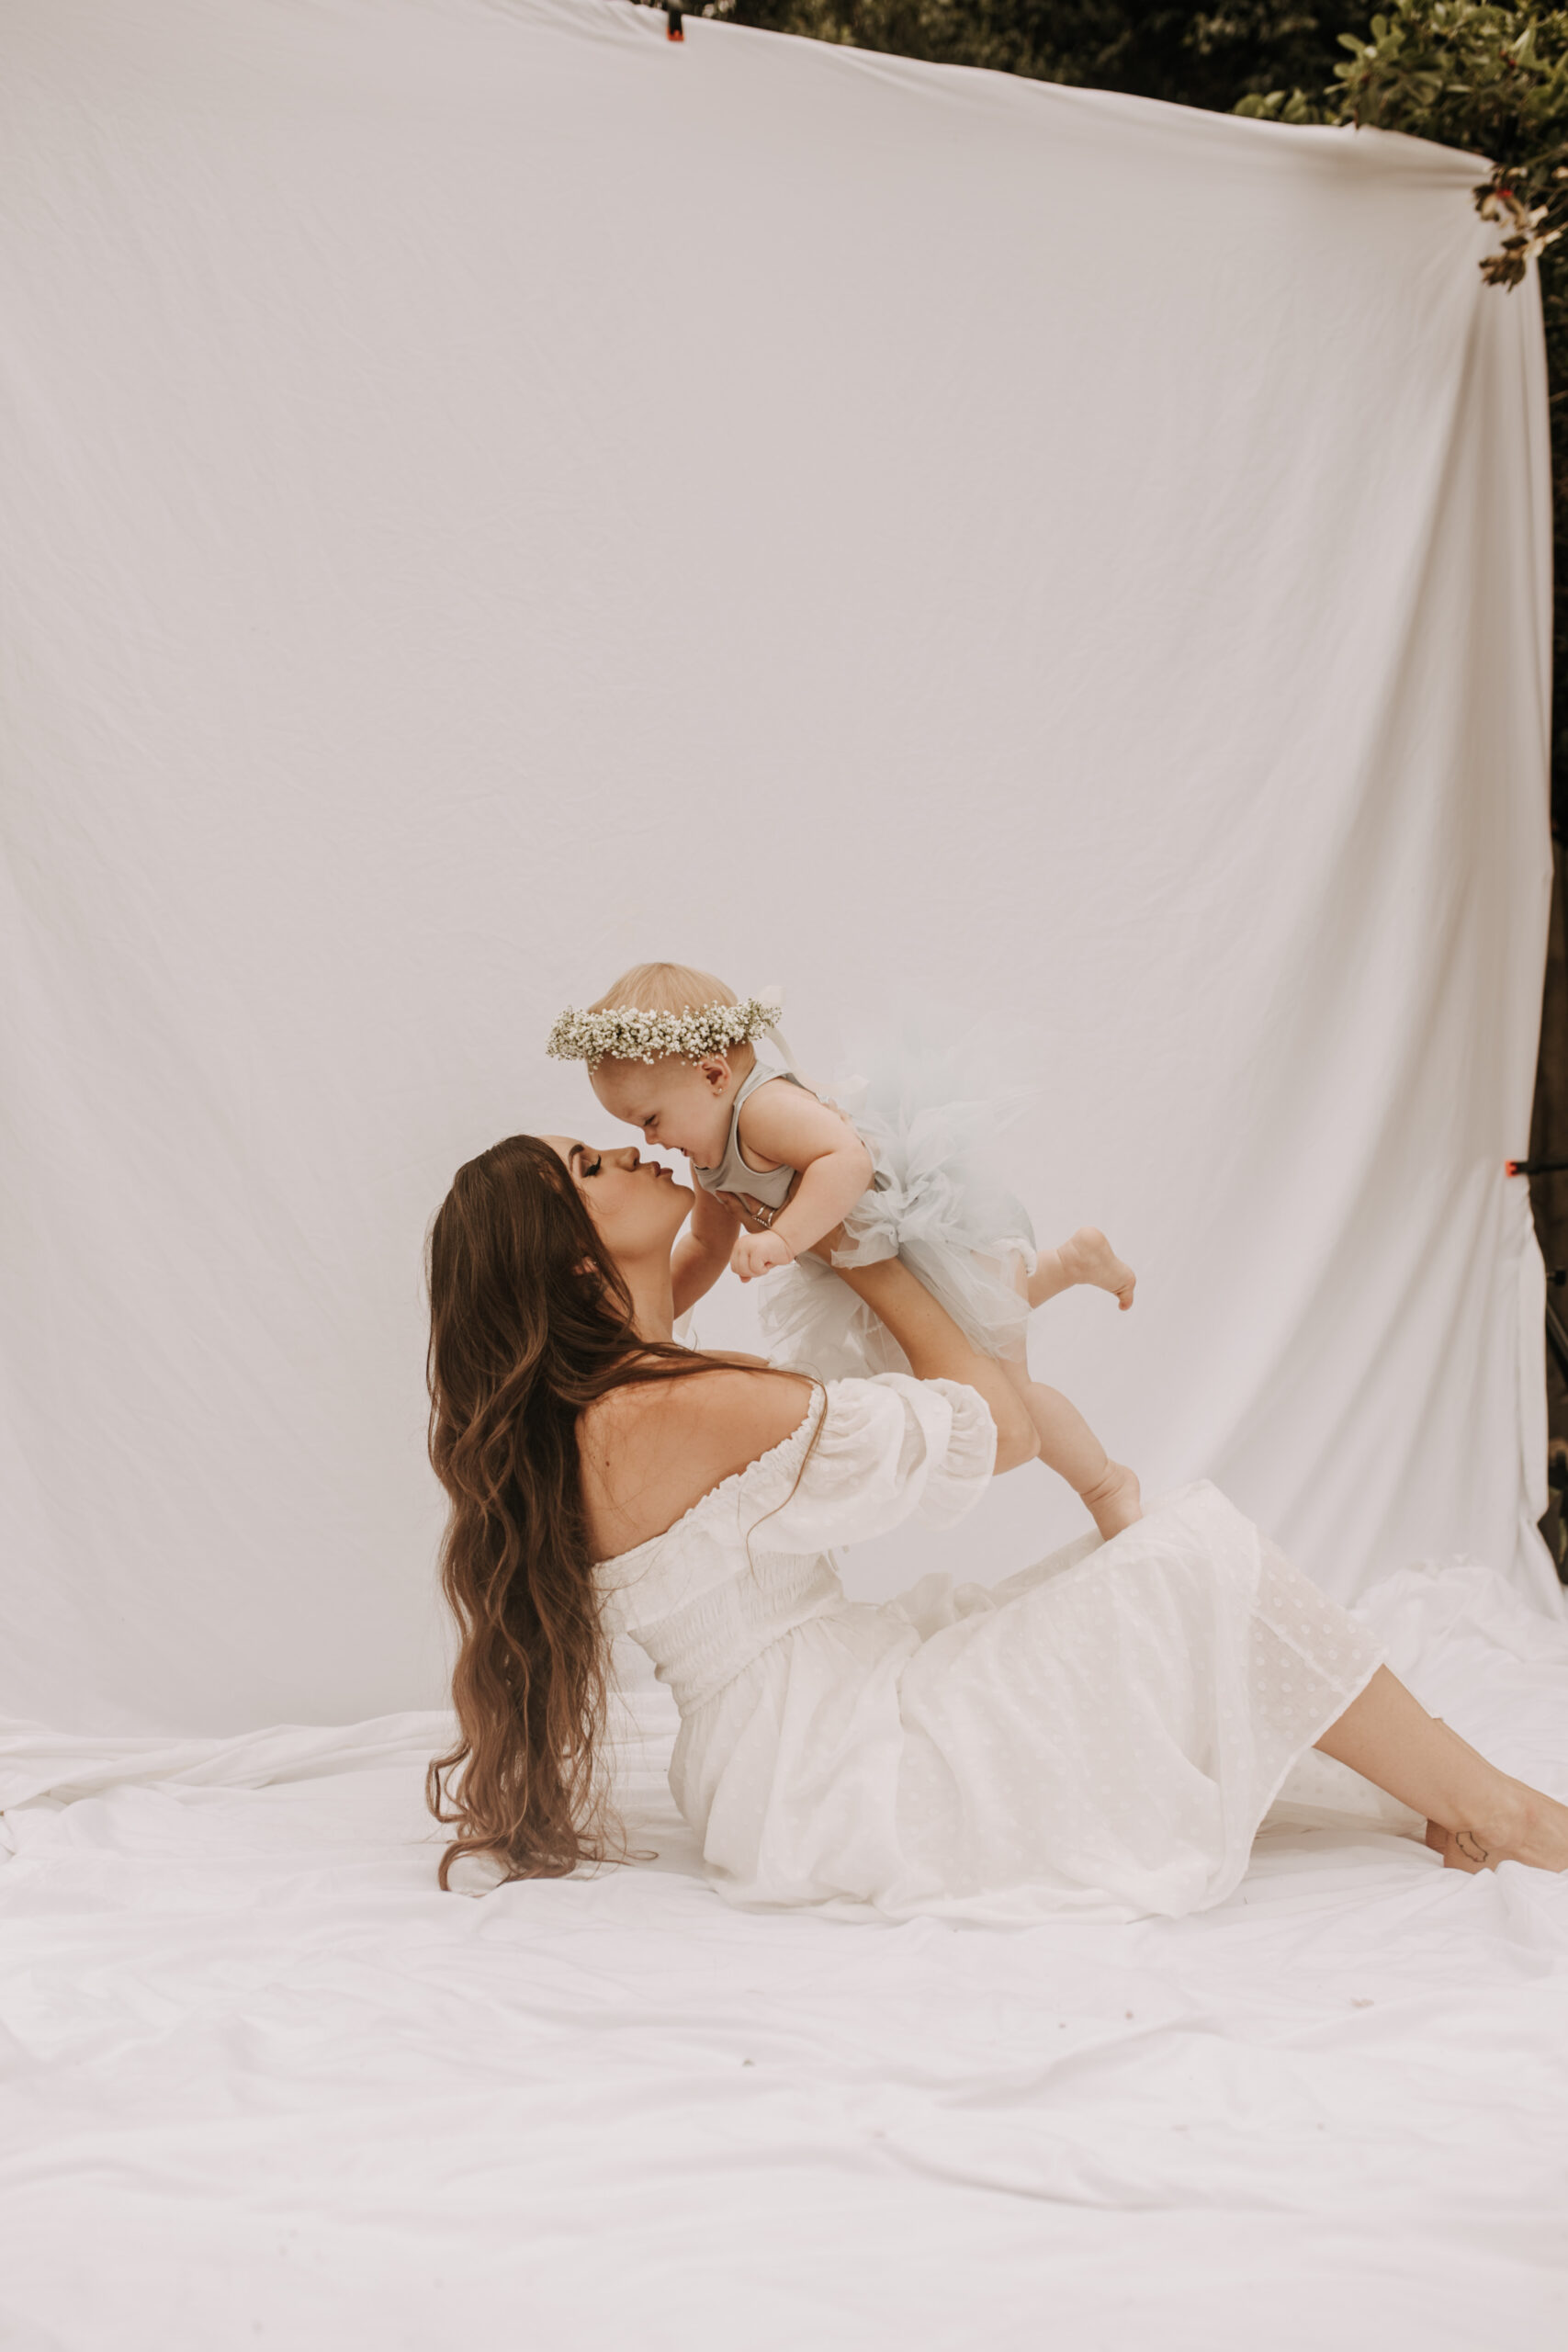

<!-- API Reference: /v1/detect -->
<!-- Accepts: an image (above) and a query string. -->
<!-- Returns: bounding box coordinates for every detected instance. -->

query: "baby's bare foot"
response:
[1081,1461,1142,1542]
[1049,1227,1136,1312]
[1425,1783,1568,1875]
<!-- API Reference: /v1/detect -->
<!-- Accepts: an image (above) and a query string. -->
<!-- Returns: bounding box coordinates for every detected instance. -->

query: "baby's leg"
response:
[1000,1356,1142,1540]
[1027,1227,1136,1313]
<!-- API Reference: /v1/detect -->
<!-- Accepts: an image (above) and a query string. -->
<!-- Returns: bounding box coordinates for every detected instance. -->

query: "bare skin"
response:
[1001,1255,1141,1537]
[589,1049,873,1283]
[1028,1227,1137,1313]
[546,1133,1568,1881]
[586,1054,1142,1541]
[1316,1671,1568,1875]
[538,1136,1038,1566]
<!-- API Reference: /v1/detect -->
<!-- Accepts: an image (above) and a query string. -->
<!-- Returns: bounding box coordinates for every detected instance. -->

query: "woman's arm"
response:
[671,1183,741,1319]
[709,1197,1037,1476]
[826,1254,1040,1474]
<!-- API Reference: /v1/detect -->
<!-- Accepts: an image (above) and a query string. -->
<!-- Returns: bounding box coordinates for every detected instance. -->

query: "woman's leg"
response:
[1026,1227,1137,1313]
[1316,1667,1568,1873]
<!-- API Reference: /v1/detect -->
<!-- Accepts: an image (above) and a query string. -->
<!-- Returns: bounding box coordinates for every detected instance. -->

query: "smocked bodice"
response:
[593,1375,998,1711]
[591,1375,1385,1928]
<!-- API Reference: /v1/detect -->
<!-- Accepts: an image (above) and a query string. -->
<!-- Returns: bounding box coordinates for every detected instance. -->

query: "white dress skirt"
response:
[594,1375,1385,1925]
[757,1026,1041,1380]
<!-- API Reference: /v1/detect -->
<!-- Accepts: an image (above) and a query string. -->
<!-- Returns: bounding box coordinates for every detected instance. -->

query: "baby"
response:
[547,963,1141,1539]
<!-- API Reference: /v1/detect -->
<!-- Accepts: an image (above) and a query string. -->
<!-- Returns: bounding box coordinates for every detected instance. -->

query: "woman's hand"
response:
[716,1166,802,1235]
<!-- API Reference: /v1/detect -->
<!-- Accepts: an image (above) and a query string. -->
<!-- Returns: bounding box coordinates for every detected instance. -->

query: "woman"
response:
[425,1133,1568,1918]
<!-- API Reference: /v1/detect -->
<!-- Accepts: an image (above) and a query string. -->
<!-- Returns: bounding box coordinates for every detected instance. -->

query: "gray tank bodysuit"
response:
[691,1057,805,1212]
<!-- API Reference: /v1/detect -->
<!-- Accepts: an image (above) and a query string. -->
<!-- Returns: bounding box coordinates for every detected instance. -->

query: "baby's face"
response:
[590,1053,734,1167]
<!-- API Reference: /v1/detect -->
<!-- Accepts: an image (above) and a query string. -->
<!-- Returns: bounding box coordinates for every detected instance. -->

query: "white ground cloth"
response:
[2,0,1560,1736]
[3,1564,1565,2350]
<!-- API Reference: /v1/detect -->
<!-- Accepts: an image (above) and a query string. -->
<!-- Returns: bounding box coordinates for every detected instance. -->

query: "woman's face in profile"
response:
[543,1136,694,1261]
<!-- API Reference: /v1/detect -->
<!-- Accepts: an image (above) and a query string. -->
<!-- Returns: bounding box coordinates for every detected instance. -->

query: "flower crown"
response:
[546,987,784,1068]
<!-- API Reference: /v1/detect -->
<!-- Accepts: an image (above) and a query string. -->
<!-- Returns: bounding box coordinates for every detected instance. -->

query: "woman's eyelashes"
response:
[581,1154,603,1178]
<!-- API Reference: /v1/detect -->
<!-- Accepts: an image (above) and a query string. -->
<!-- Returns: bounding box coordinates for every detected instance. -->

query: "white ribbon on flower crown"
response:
[753,983,798,1074]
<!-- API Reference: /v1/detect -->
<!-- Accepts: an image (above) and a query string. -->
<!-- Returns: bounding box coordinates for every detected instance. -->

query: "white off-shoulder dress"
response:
[595,1375,1385,1925]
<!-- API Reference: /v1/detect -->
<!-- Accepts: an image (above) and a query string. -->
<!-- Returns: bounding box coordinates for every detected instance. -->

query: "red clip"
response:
[666,4,683,36]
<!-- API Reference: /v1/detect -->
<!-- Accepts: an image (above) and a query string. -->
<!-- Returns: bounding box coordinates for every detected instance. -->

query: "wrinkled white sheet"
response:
[3,1565,1565,2351]
[1,0,1560,1738]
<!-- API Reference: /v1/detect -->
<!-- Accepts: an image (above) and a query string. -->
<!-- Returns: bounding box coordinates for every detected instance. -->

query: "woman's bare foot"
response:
[1080,1460,1142,1542]
[1032,1227,1136,1313]
[1424,1781,1568,1874]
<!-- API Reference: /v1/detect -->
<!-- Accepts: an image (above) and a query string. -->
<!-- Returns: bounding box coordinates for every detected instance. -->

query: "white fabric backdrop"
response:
[2,0,1559,1736]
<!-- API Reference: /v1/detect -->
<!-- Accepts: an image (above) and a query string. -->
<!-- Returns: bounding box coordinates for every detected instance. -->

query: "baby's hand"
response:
[730,1228,795,1283]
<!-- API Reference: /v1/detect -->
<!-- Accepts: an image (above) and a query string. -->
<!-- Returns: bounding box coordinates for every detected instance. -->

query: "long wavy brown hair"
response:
[424,1132,731,1889]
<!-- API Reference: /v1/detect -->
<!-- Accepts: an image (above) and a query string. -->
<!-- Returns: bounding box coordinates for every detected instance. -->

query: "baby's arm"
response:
[730,1083,874,1281]
[672,1182,741,1318]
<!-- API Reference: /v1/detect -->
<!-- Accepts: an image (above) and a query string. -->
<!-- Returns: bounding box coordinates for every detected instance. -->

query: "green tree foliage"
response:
[1238,6,1568,286]
[709,5,1376,110]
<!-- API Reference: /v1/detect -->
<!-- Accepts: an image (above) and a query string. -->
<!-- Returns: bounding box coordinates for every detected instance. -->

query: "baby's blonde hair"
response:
[588,962,737,1018]
[547,965,776,1068]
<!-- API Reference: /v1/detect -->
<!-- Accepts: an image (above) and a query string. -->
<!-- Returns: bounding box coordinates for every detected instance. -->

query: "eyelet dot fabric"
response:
[596,1377,1383,1923]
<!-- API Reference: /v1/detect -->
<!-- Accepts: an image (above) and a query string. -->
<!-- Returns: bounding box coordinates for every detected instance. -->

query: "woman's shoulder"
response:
[579,1362,817,1564]
[583,1361,810,1459]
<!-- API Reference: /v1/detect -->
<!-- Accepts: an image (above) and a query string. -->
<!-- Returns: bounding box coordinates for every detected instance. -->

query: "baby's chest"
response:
[697,1150,798,1211]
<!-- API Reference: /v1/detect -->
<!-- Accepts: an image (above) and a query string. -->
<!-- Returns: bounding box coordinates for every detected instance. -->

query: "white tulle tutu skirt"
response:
[757,1026,1039,1382]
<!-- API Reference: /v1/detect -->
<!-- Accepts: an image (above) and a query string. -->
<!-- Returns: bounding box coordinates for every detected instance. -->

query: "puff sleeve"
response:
[739,1374,995,1555]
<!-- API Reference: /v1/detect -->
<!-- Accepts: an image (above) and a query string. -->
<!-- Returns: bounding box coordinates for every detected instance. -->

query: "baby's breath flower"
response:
[546,993,785,1067]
